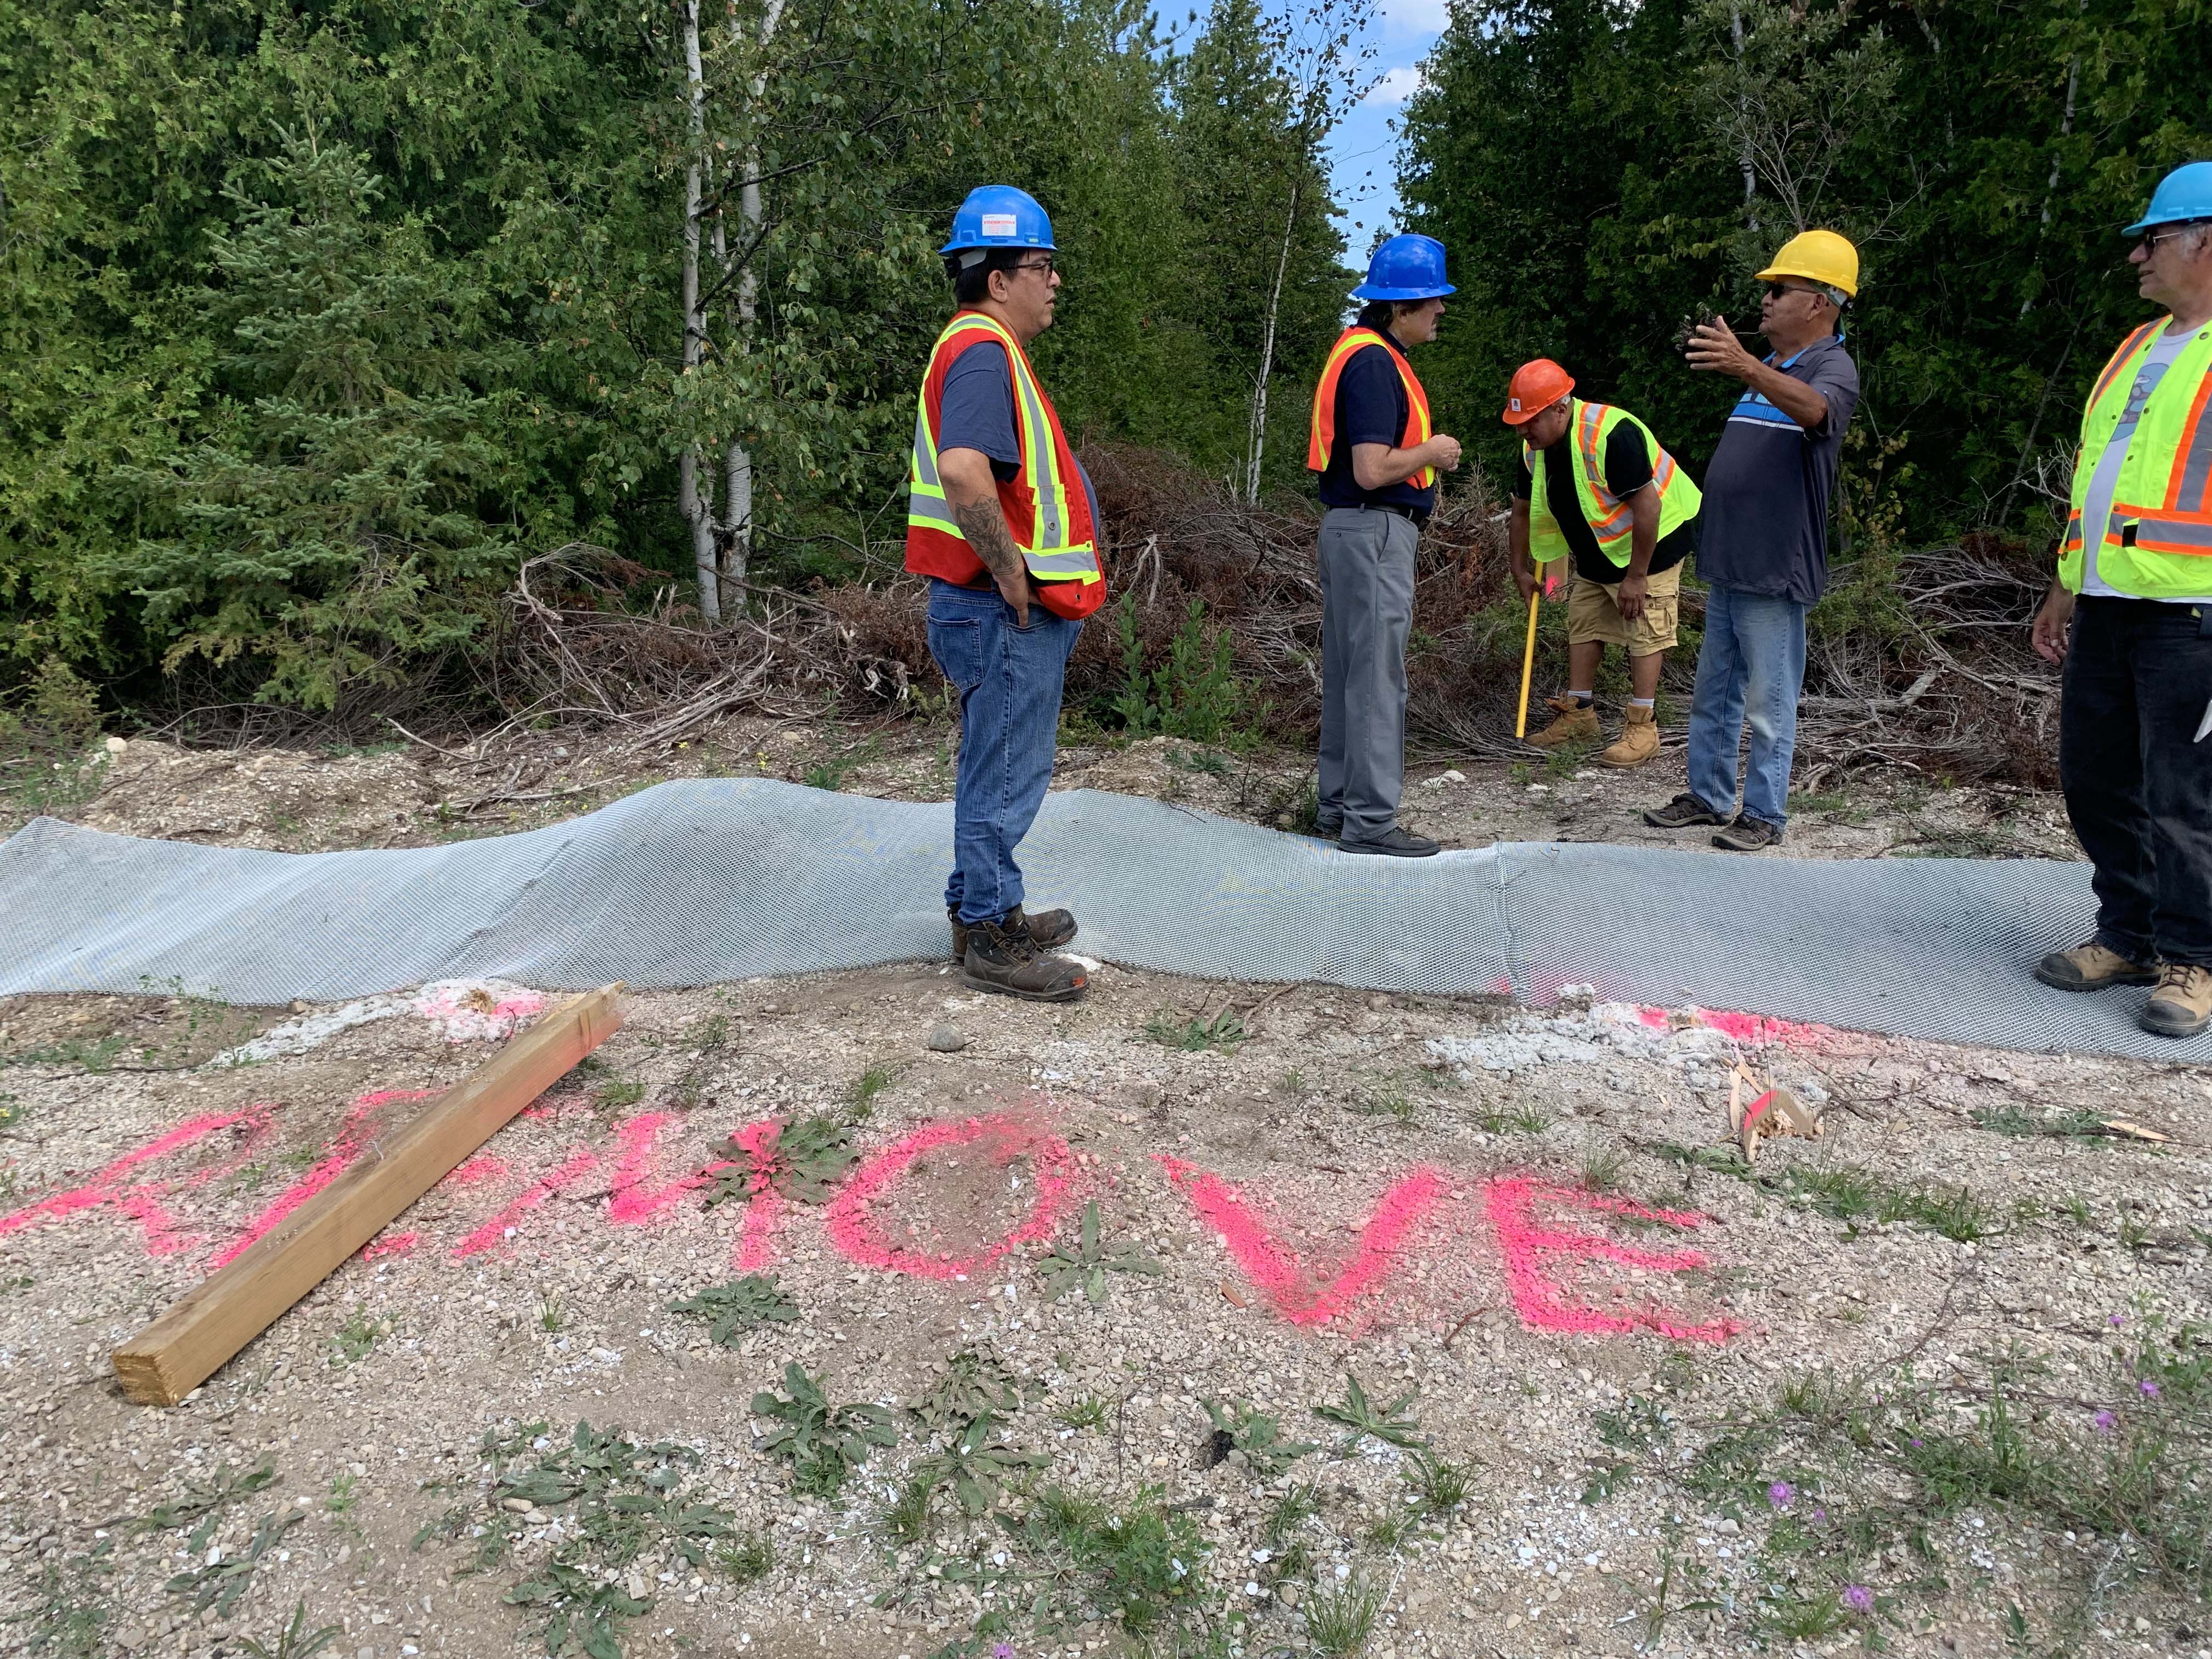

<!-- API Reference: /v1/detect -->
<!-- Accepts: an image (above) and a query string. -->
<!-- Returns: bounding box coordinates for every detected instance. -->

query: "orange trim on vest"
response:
[1307,328,1435,489]
[904,312,1104,621]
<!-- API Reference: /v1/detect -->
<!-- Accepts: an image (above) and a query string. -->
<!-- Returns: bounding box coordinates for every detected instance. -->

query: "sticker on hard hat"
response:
[1509,398,1522,411]
[981,213,1017,238]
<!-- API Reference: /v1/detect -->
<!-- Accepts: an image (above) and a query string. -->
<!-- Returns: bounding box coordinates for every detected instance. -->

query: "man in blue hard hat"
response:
[1305,233,1464,856]
[2031,160,2212,1039]
[906,185,1106,1001]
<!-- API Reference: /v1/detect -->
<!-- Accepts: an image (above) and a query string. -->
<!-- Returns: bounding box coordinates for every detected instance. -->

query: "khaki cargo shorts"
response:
[1566,561,1680,654]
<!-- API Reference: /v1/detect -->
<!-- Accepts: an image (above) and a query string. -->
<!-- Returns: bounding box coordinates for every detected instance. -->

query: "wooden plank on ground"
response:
[112,982,626,1406]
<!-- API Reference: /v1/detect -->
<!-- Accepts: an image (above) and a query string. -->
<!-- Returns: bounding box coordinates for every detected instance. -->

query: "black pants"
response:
[2059,595,2212,966]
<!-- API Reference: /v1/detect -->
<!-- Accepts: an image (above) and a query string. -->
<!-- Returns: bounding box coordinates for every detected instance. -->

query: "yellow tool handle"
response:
[1515,585,1541,739]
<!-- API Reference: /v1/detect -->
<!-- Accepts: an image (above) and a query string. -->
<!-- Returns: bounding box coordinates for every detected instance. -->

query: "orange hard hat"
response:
[1502,358,1575,426]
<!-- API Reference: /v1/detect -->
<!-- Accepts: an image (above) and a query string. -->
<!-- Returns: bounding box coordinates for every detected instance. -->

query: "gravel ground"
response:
[1,727,2205,1659]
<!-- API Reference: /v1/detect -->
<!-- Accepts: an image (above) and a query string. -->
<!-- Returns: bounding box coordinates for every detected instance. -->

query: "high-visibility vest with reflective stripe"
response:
[1307,327,1435,489]
[1525,400,1702,571]
[906,310,1105,619]
[2059,317,2212,597]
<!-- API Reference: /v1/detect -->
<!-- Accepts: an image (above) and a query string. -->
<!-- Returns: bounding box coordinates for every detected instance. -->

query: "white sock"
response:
[1630,697,1655,709]
[1567,690,1593,703]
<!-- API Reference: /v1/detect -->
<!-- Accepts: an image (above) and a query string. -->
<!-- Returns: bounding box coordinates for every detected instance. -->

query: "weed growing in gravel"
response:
[753,1363,898,1497]
[2,1033,126,1072]
[1302,1570,1381,1657]
[329,1310,387,1366]
[708,1115,857,1206]
[803,735,882,791]
[912,1347,1024,1434]
[1480,1101,1553,1136]
[167,1507,305,1617]
[1403,1448,1474,1516]
[910,1412,1048,1517]
[537,1291,567,1333]
[1971,1104,2129,1144]
[141,1458,280,1534]
[1635,1522,1725,1646]
[1274,1066,1309,1096]
[845,1064,896,1120]
[16,1540,113,1658]
[1144,1008,1246,1053]
[1314,1372,1425,1453]
[1656,1143,2007,1243]
[1001,1483,1215,1640]
[236,1599,342,1659]
[1052,1395,1110,1430]
[712,1532,772,1585]
[1580,1143,1627,1191]
[690,1013,731,1052]
[665,1274,799,1345]
[1203,1398,1318,1479]
[591,1076,645,1117]
[1351,1075,1420,1124]
[0,1091,26,1131]
[324,1474,358,1515]
[1037,1201,1164,1304]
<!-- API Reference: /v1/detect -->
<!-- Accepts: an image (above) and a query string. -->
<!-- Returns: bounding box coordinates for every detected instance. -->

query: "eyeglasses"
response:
[1013,255,1057,276]
[2137,223,2207,254]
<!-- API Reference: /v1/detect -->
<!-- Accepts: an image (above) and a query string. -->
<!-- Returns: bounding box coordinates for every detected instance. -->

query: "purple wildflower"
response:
[2109,1313,2125,1327]
[1843,1585,1874,1613]
[2139,1380,2162,1398]
[992,1645,1015,1659]
[1768,1481,1795,1509]
[2094,1410,2117,1434]
[1813,1507,1828,1521]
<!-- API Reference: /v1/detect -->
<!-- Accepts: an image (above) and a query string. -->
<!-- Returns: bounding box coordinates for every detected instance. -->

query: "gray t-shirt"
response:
[2080,321,2193,600]
[1692,335,1861,605]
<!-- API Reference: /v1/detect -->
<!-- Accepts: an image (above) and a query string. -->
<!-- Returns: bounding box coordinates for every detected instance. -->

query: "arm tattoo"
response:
[952,498,1029,589]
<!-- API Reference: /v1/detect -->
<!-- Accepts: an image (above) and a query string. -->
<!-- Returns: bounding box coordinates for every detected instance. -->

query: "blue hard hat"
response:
[1351,233,1455,301]
[2124,161,2212,235]
[940,185,1056,258]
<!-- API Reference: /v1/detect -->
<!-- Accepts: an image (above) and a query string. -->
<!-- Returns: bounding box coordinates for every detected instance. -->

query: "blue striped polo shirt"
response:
[1694,334,1860,605]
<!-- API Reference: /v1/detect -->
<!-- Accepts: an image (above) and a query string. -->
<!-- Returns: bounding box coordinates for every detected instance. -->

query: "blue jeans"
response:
[1684,583,1809,828]
[927,579,1081,924]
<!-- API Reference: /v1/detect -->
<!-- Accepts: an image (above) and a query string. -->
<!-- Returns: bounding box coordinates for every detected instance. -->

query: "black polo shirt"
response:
[1512,421,1695,585]
[1316,332,1439,516]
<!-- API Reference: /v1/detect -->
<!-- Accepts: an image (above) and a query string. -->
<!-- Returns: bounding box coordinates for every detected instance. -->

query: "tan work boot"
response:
[1598,704,1660,768]
[1527,697,1600,748]
[2034,939,2158,992]
[2141,962,2212,1039]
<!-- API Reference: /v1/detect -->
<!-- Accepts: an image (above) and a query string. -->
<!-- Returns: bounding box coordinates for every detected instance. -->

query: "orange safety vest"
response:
[1307,326,1435,490]
[905,310,1105,621]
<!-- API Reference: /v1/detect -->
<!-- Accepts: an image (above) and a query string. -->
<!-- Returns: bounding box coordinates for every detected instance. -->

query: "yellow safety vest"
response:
[2059,317,2212,597]
[1525,400,1701,571]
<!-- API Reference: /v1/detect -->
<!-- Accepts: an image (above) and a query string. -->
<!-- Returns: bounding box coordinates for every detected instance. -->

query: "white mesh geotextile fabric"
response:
[0,777,2185,1059]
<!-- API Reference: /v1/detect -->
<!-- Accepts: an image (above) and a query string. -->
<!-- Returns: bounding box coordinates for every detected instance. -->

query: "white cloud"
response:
[1375,0,1449,35]
[1363,65,1428,105]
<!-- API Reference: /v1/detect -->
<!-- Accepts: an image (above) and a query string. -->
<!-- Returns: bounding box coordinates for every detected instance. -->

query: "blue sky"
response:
[1319,0,1449,262]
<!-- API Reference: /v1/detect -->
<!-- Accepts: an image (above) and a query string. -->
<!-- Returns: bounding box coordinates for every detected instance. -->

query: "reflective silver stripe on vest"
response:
[1006,358,1063,550]
[2110,510,2212,549]
[2177,416,2212,512]
[1022,545,1101,579]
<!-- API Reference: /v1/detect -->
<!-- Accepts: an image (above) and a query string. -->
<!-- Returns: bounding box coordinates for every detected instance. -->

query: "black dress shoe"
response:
[1338,826,1441,858]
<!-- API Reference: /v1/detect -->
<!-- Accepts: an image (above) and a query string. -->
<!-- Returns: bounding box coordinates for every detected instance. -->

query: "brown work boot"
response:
[2034,939,2158,992]
[1526,697,1600,748]
[2140,962,2212,1039]
[949,904,1077,961]
[1598,704,1660,768]
[962,912,1088,1002]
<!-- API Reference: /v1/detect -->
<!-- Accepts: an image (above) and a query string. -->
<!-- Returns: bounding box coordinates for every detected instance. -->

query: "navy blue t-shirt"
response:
[937,341,1102,562]
[1513,422,1695,584]
[1694,334,1860,604]
[1316,335,1437,515]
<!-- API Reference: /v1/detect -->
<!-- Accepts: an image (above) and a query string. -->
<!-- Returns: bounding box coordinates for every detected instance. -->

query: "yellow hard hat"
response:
[1755,229,1859,299]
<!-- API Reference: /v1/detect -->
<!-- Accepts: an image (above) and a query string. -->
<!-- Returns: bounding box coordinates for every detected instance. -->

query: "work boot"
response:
[2140,962,2212,1039]
[949,904,1077,962]
[962,912,1088,1002]
[1598,705,1660,769]
[1712,814,1784,852]
[2033,939,2158,992]
[1643,792,1731,829]
[1526,696,1600,748]
[1338,825,1441,858]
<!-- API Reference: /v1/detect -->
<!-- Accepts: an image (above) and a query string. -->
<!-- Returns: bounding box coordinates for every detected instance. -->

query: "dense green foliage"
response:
[1397,0,2212,552]
[0,0,1348,707]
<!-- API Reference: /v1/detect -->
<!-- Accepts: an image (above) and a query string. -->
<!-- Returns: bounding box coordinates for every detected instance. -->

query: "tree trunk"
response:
[720,0,788,602]
[2020,33,2081,319]
[1730,4,1757,230]
[1244,176,1301,507]
[680,0,720,622]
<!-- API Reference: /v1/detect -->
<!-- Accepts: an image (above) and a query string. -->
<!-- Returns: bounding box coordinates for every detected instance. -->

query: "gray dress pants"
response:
[1317,505,1419,840]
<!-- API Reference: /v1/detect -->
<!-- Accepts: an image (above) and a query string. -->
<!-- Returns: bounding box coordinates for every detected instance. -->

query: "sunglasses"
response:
[1763,282,1819,302]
